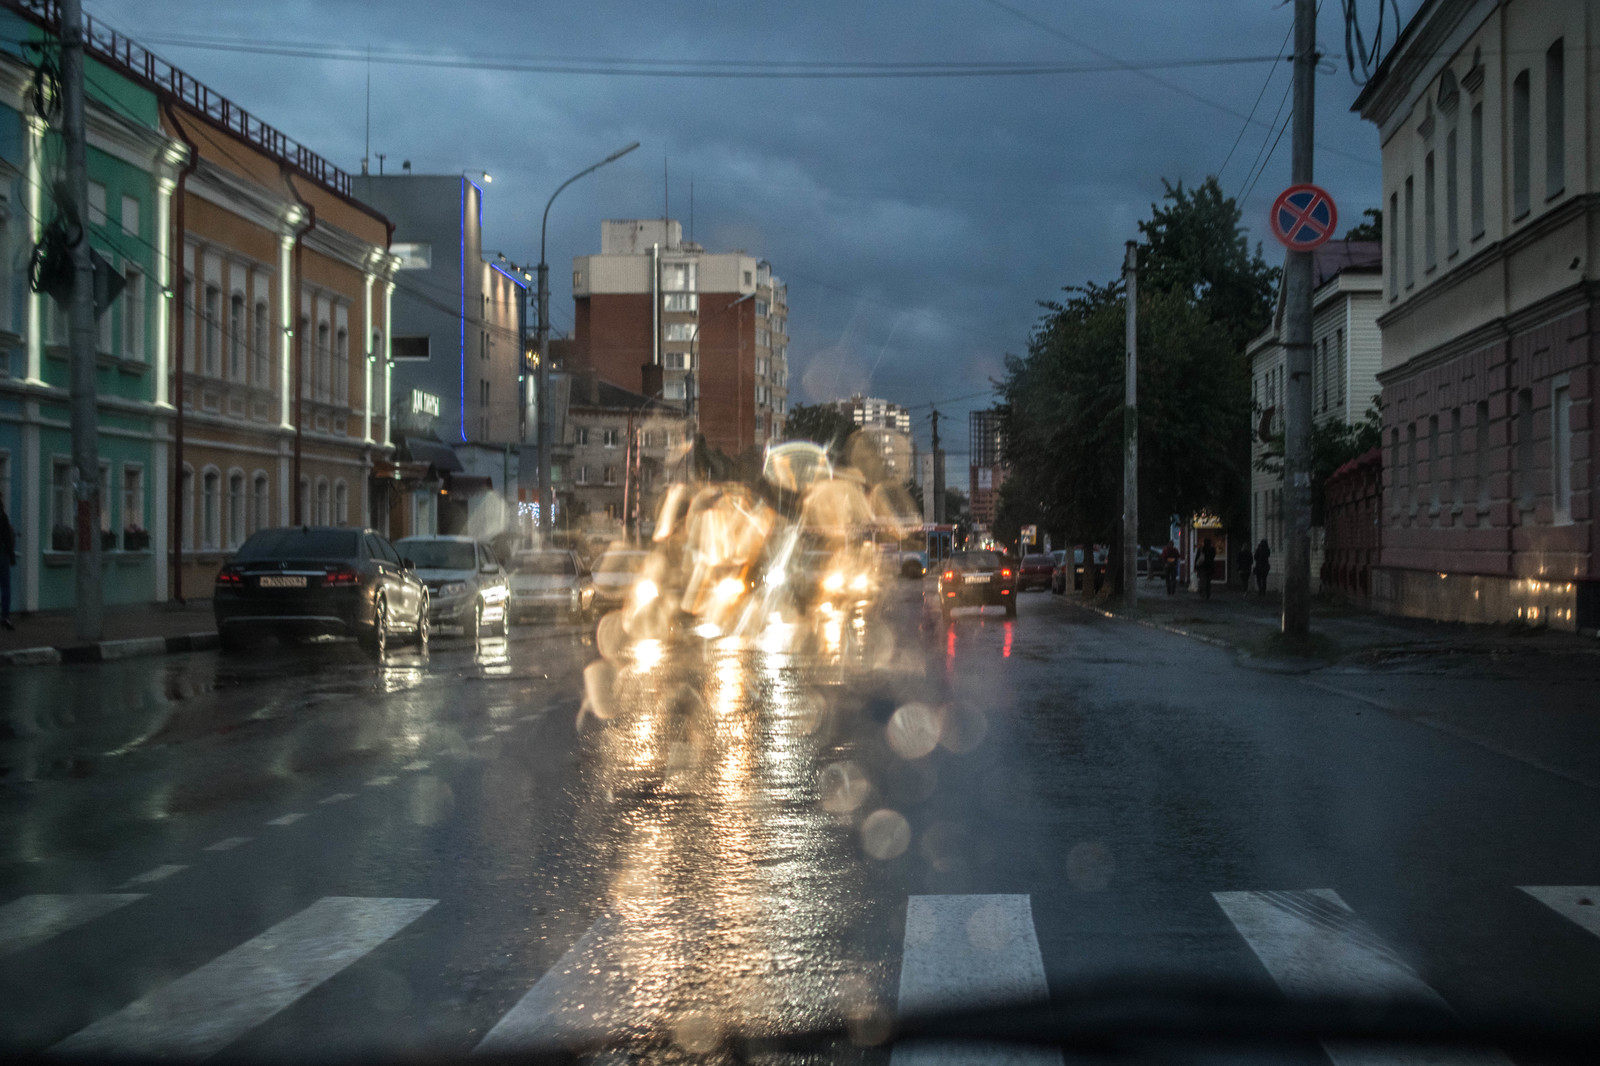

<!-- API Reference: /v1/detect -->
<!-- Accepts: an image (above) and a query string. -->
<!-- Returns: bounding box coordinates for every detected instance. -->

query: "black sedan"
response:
[935,549,1016,620]
[214,526,429,657]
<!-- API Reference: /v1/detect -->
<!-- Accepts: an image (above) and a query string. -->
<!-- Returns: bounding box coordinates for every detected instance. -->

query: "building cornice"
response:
[1352,0,1496,144]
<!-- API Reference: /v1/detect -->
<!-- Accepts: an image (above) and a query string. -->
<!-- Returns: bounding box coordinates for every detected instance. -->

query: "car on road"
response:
[1017,552,1056,591]
[510,549,596,623]
[1053,545,1109,593]
[935,549,1016,620]
[214,526,429,657]
[590,548,650,612]
[393,535,510,639]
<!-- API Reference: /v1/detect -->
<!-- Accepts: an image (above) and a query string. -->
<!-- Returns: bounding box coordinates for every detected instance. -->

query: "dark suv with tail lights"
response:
[934,550,1017,620]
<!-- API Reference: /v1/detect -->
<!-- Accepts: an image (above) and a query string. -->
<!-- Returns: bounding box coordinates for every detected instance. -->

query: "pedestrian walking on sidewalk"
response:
[1161,541,1179,595]
[0,497,15,630]
[1196,538,1216,601]
[1254,539,1271,596]
[1235,543,1252,592]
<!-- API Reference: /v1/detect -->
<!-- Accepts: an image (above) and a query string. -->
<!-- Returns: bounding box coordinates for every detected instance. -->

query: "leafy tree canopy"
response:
[1343,207,1382,241]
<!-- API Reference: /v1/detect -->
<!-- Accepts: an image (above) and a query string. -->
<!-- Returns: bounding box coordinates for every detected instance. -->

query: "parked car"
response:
[935,549,1017,620]
[1017,552,1056,592]
[214,526,428,657]
[393,535,510,639]
[591,549,650,612]
[510,549,595,623]
[1053,545,1109,592]
[1048,550,1067,594]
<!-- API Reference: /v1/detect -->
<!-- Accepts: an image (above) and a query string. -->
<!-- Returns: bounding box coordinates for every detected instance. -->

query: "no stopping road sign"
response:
[1270,184,1338,251]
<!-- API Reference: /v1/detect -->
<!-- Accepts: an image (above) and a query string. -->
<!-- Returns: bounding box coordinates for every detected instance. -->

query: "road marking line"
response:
[1214,889,1510,1065]
[364,775,396,787]
[891,894,1061,1065]
[266,813,306,826]
[317,793,356,805]
[1519,886,1600,939]
[120,865,187,888]
[474,916,644,1054]
[472,734,494,744]
[492,723,513,733]
[203,837,251,852]
[0,894,145,957]
[402,760,431,771]
[51,896,436,1061]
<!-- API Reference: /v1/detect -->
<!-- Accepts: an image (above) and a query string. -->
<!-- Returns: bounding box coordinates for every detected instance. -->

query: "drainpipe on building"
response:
[163,101,199,603]
[284,171,317,524]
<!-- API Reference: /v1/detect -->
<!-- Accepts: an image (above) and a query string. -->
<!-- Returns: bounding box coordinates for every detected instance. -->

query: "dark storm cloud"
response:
[87,0,1413,461]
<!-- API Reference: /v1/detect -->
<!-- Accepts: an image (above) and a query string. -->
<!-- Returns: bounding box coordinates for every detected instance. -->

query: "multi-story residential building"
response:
[0,10,177,611]
[1353,0,1598,631]
[969,408,1006,530]
[832,394,912,434]
[351,173,529,540]
[1247,241,1384,591]
[569,219,787,456]
[552,370,689,545]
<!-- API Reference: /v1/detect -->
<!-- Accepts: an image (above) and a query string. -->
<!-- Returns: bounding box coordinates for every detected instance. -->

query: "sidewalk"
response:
[1060,575,1600,671]
[0,599,220,666]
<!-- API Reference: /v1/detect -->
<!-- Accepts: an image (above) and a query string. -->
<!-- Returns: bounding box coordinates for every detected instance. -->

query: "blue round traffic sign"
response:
[1270,184,1338,250]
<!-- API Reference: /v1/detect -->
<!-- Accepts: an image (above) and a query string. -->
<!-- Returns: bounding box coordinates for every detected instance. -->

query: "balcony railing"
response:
[10,1,353,198]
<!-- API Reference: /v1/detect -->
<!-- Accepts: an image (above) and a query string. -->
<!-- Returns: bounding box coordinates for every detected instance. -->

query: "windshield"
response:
[515,552,575,575]
[11,3,1593,1061]
[595,552,647,574]
[233,528,359,562]
[395,540,476,571]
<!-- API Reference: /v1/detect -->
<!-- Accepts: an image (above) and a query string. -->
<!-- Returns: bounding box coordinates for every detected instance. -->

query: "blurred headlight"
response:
[635,578,659,605]
[850,573,870,592]
[713,576,746,602]
[438,582,468,597]
[822,572,845,593]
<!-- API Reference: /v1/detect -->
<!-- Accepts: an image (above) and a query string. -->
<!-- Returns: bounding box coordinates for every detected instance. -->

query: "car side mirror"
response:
[401,558,415,571]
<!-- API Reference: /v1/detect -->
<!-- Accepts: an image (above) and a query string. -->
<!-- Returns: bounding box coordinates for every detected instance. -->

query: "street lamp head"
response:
[605,141,641,165]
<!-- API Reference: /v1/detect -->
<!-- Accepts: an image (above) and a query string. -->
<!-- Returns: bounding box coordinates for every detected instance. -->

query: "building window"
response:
[335,326,349,404]
[253,300,271,388]
[203,285,221,375]
[575,427,589,445]
[87,180,106,225]
[603,465,617,486]
[252,472,270,532]
[666,352,687,370]
[1405,423,1417,513]
[334,480,349,526]
[228,293,246,380]
[755,328,770,347]
[316,322,331,401]
[1515,388,1535,511]
[1427,415,1441,513]
[575,465,589,485]
[227,471,246,548]
[1545,40,1564,200]
[315,478,331,525]
[299,316,311,398]
[1474,401,1490,508]
[201,468,221,550]
[121,268,144,362]
[1444,128,1459,257]
[1422,152,1436,272]
[1335,328,1346,407]
[1388,192,1399,298]
[1403,176,1415,288]
[180,466,194,550]
[664,380,685,400]
[754,299,768,317]
[603,428,619,448]
[662,262,696,292]
[663,292,697,312]
[299,476,310,525]
[50,458,72,544]
[664,322,694,342]
[1552,382,1572,522]
[120,194,139,238]
[120,464,143,540]
[1469,103,1484,238]
[1511,70,1530,219]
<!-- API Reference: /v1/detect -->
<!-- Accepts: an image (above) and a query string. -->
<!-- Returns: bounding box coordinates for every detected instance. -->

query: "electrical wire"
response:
[1217,20,1294,180]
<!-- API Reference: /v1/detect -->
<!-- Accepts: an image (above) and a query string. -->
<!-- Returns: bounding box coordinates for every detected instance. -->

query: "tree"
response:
[1255,400,1382,524]
[783,403,855,454]
[1343,208,1382,241]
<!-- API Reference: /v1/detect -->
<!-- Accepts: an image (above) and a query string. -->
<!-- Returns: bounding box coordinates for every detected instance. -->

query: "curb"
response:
[1060,595,1239,651]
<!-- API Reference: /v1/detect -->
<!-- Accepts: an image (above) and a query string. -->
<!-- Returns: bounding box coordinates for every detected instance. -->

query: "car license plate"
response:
[258,575,306,588]
[965,574,990,584]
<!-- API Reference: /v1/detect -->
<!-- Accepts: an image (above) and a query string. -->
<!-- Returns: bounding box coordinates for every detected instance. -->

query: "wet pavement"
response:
[3,586,1600,1062]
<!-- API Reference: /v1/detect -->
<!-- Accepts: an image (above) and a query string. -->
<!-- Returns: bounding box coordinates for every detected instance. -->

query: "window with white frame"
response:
[97,274,113,354]
[181,465,194,549]
[227,471,246,548]
[754,299,768,317]
[1469,103,1484,238]
[756,328,770,347]
[1511,69,1531,218]
[122,268,144,361]
[122,464,143,536]
[662,262,696,291]
[602,428,619,448]
[201,468,221,550]
[575,465,589,485]
[1444,128,1459,257]
[335,327,349,404]
[253,300,271,387]
[229,293,246,380]
[316,322,331,401]
[1423,152,1436,272]
[298,317,311,399]
[203,285,221,375]
[574,427,589,445]
[664,380,685,400]
[664,322,694,342]
[315,478,331,525]
[87,181,106,226]
[120,194,139,238]
[334,480,349,525]
[1545,40,1564,200]
[663,292,697,312]
[51,458,72,542]
[1553,379,1572,522]
[299,476,310,525]
[603,465,616,486]
[252,472,270,532]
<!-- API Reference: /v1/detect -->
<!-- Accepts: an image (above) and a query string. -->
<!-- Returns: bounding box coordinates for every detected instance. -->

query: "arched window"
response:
[315,478,331,525]
[227,470,246,547]
[229,293,246,380]
[253,299,271,388]
[252,472,271,532]
[333,479,349,526]
[201,468,221,550]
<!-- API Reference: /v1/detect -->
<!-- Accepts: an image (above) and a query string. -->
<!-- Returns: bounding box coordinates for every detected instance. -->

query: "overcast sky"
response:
[87,0,1417,469]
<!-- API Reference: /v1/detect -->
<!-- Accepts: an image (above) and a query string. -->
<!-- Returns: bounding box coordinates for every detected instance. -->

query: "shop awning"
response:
[403,437,463,473]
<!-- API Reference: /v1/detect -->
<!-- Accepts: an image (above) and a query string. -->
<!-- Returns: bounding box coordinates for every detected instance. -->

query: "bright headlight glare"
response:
[850,573,869,591]
[439,582,467,597]
[714,576,746,602]
[635,578,659,604]
[822,573,845,593]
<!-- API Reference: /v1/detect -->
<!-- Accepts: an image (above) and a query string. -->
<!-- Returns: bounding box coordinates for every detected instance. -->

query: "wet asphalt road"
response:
[3,586,1600,1062]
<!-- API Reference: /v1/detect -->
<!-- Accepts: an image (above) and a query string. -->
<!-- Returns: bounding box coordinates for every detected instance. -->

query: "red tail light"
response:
[1001,568,1013,578]
[323,566,361,587]
[942,570,955,581]
[215,567,243,587]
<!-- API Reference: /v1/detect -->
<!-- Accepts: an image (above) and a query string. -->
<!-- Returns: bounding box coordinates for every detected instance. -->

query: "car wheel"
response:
[463,600,481,640]
[414,601,430,651]
[360,597,389,659]
[491,604,508,637]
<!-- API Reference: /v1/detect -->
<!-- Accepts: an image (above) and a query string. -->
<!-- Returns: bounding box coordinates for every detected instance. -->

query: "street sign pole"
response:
[1282,0,1318,640]
[1122,240,1138,608]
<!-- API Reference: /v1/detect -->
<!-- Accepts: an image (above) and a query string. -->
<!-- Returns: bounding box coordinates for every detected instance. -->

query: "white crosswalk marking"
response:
[318,793,356,805]
[1214,889,1511,1066]
[266,812,306,826]
[204,836,251,851]
[891,894,1061,1065]
[402,759,430,771]
[51,896,436,1061]
[474,916,636,1054]
[1519,886,1600,939]
[364,775,396,787]
[0,894,145,957]
[120,865,187,888]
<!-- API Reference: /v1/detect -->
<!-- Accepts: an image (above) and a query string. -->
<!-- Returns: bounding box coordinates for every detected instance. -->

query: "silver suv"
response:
[393,535,511,639]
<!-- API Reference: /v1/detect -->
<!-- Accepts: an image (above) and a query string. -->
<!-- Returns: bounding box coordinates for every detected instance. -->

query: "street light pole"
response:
[1122,240,1138,608]
[536,141,639,541]
[1282,0,1316,639]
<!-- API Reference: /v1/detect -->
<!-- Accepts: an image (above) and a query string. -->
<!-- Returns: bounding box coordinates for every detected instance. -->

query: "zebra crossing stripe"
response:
[51,896,436,1061]
[891,894,1061,1065]
[0,894,145,957]
[121,865,188,888]
[1519,886,1600,939]
[1214,889,1511,1066]
[473,916,635,1054]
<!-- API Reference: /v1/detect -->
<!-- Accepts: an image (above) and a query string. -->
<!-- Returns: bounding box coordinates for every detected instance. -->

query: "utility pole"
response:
[62,0,101,640]
[930,409,945,524]
[535,261,550,544]
[1281,0,1317,639]
[1122,240,1138,608]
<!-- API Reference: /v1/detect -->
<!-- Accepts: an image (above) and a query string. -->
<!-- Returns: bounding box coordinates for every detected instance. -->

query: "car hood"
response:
[416,568,475,585]
[512,574,577,589]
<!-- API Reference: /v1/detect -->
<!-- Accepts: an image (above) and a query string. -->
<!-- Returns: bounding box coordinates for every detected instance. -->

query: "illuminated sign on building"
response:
[411,389,441,417]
